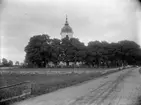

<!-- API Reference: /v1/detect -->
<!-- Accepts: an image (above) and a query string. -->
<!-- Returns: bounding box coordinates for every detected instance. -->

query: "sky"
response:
[0,0,141,63]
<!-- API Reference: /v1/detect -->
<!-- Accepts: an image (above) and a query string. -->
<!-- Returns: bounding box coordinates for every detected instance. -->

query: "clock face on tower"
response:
[60,16,73,39]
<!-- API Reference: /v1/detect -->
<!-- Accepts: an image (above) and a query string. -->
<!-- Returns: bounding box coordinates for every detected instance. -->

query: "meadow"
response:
[0,67,121,104]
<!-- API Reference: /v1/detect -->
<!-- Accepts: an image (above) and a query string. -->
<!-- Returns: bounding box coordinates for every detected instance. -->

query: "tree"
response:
[25,34,52,67]
[70,38,86,63]
[107,42,122,67]
[87,41,103,67]
[118,40,141,65]
[8,60,13,66]
[60,37,86,66]
[138,0,141,4]
[60,36,73,66]
[15,61,19,66]
[2,58,8,66]
[50,38,61,65]
[24,33,141,68]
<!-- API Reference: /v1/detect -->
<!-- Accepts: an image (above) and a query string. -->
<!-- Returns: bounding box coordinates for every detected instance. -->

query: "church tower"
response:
[60,15,73,39]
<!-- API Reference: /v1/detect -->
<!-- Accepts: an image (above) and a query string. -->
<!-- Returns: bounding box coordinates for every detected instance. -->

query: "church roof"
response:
[61,16,73,34]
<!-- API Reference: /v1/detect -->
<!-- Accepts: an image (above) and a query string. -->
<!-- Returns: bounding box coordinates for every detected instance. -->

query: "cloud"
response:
[0,0,140,62]
[1,35,25,62]
[1,46,25,63]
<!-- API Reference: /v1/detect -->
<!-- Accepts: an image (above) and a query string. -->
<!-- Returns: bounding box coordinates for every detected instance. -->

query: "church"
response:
[60,16,73,39]
[48,16,76,67]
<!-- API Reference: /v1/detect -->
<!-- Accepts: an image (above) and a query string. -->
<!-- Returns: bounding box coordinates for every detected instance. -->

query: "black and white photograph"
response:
[0,0,141,105]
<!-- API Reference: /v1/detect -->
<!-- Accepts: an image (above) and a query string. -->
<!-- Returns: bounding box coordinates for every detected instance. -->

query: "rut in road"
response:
[68,69,133,105]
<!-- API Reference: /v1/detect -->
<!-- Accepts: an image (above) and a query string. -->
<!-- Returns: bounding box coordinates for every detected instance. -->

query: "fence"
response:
[0,81,31,103]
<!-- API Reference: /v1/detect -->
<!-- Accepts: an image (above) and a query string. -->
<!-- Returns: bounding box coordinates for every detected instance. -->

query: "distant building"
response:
[60,15,73,39]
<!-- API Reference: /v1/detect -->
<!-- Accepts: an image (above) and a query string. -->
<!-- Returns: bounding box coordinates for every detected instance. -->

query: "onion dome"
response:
[60,16,73,34]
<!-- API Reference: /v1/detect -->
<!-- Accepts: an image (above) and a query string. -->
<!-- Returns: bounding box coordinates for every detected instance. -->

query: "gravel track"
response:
[68,69,133,105]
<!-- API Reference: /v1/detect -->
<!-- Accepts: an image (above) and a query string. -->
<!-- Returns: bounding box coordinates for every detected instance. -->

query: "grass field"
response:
[0,68,121,104]
[0,68,118,87]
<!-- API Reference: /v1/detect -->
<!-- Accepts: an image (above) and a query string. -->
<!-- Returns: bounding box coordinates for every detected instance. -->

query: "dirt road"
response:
[14,67,141,105]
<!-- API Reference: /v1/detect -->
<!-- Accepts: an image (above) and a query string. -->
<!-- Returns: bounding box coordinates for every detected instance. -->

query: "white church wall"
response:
[61,32,73,39]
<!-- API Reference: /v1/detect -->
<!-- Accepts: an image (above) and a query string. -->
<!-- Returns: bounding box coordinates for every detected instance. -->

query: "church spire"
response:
[61,15,73,39]
[65,14,69,25]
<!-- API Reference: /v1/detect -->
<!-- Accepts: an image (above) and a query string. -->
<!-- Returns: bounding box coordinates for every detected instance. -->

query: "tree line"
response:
[24,34,141,68]
[0,58,20,67]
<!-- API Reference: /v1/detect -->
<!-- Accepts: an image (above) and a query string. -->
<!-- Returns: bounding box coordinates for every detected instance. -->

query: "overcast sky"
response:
[0,0,141,63]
